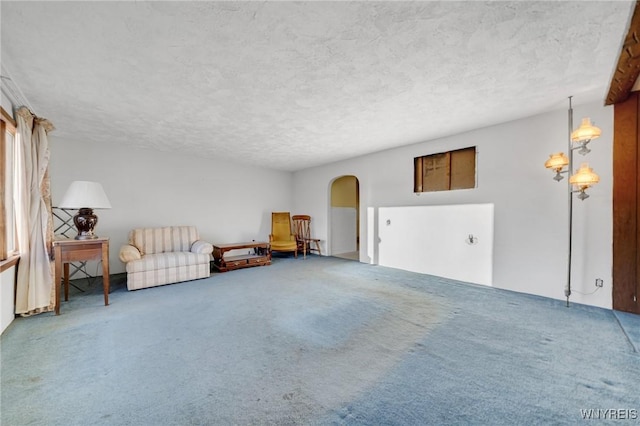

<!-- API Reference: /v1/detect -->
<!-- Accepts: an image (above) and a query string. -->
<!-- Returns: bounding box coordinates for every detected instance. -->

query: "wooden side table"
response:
[52,237,109,315]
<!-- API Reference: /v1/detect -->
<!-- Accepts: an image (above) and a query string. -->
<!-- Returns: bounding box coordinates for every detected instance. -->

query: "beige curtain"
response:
[14,106,55,316]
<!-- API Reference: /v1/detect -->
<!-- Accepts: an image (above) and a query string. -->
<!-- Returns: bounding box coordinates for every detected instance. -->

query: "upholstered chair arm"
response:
[119,244,141,263]
[191,240,213,255]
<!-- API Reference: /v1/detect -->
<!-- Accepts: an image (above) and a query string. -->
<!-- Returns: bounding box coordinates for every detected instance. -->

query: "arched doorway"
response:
[330,175,359,260]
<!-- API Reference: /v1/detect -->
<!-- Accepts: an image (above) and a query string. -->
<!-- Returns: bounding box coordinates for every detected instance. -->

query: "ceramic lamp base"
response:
[73,207,99,240]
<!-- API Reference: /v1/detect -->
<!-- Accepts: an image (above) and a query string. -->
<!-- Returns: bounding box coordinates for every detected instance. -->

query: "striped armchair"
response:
[118,226,213,291]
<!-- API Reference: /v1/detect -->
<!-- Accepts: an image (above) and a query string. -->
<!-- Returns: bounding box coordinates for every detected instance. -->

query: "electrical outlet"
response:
[595,278,604,288]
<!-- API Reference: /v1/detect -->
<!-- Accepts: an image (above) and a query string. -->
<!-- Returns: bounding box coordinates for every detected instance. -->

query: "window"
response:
[1,107,17,262]
[414,146,476,193]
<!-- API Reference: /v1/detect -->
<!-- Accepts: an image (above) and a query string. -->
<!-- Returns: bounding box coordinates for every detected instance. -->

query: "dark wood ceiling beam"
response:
[607,1,640,106]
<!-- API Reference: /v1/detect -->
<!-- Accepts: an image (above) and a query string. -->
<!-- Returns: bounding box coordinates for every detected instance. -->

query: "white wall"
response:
[49,140,293,274]
[293,100,613,309]
[378,204,494,286]
[0,267,16,334]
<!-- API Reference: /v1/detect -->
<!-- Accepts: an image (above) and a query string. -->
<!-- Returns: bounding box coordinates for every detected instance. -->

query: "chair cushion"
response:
[129,226,199,255]
[125,252,210,273]
[271,241,297,251]
[272,212,293,241]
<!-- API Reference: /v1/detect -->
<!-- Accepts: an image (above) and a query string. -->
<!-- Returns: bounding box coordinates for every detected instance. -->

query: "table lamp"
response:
[58,181,112,240]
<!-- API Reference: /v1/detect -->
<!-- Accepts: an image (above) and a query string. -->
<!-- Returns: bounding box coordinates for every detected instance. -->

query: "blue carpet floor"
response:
[1,256,639,425]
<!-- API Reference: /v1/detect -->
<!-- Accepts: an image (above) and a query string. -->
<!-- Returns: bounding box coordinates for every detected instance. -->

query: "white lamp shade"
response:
[58,181,112,209]
[571,118,601,143]
[544,152,569,170]
[569,163,600,187]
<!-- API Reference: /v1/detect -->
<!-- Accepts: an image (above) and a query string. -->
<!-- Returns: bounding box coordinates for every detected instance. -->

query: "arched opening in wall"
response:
[330,175,359,260]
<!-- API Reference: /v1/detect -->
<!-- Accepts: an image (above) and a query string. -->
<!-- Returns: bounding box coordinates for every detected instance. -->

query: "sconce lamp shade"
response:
[59,181,112,209]
[544,152,569,171]
[569,163,600,188]
[571,118,601,143]
[58,181,111,240]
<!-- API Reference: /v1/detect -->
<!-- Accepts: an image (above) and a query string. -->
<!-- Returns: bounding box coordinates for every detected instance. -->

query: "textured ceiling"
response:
[1,1,634,171]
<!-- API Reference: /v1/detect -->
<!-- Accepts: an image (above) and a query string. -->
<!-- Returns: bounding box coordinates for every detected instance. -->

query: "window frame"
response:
[1,106,17,264]
[414,146,477,193]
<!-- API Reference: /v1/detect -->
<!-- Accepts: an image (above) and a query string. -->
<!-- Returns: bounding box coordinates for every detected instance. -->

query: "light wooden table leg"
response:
[63,263,70,301]
[102,241,109,306]
[54,246,62,315]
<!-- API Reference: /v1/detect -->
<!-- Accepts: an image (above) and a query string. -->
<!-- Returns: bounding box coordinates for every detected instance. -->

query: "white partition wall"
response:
[378,204,494,286]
